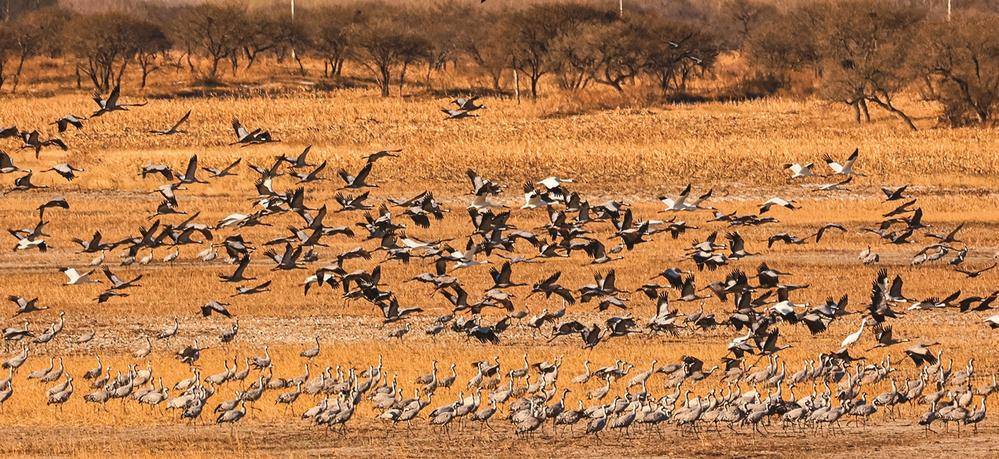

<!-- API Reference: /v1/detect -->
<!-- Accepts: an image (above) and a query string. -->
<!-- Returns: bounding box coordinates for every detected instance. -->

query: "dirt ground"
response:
[2,421,997,457]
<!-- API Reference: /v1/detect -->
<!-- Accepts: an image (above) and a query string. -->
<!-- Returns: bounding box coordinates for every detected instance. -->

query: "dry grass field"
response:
[1,82,999,457]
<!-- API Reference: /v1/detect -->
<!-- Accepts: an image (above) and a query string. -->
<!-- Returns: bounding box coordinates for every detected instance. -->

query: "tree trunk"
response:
[12,52,26,93]
[424,62,433,91]
[86,60,101,91]
[295,54,306,76]
[115,60,129,89]
[513,66,520,103]
[379,64,391,97]
[399,61,409,96]
[140,58,155,89]
[868,96,916,131]
[491,72,501,92]
[210,56,221,79]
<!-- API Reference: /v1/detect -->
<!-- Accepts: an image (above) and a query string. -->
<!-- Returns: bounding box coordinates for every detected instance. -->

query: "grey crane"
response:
[43,163,85,181]
[231,118,275,146]
[150,110,191,135]
[19,131,67,158]
[300,336,321,360]
[1,347,29,371]
[91,85,146,117]
[156,318,179,340]
[8,295,47,316]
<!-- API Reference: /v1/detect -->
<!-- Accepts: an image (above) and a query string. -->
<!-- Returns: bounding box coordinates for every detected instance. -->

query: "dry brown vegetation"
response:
[0,84,997,456]
[0,1,998,457]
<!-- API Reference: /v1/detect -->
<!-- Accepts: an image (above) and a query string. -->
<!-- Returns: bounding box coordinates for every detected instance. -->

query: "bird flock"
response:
[0,85,996,440]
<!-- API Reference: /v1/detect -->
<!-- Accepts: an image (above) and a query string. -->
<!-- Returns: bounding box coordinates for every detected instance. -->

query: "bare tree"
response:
[0,25,13,91]
[574,20,646,92]
[8,7,67,92]
[170,4,247,81]
[409,2,479,91]
[308,6,358,81]
[241,15,281,71]
[916,13,999,126]
[352,15,429,97]
[507,4,608,98]
[723,0,777,49]
[464,12,512,92]
[642,19,719,97]
[1,0,58,23]
[744,4,825,86]
[67,13,166,91]
[551,24,597,91]
[238,10,310,74]
[134,20,170,89]
[815,0,925,130]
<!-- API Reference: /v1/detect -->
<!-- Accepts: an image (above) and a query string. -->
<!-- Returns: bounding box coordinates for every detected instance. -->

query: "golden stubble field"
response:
[1,87,999,456]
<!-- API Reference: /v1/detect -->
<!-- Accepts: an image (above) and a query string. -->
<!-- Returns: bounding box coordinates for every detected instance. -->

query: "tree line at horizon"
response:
[0,0,997,129]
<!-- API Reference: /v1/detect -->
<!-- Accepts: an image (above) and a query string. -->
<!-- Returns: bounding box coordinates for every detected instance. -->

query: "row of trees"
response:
[1,1,997,128]
[0,2,725,97]
[746,1,999,128]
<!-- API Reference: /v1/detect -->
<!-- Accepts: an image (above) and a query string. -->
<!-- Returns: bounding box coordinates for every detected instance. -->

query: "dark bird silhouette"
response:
[150,110,191,135]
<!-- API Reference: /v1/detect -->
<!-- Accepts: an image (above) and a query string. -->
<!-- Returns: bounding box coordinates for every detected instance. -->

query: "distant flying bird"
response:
[881,185,909,201]
[176,155,208,184]
[759,197,798,214]
[291,160,327,183]
[140,164,174,180]
[201,301,233,318]
[37,202,68,224]
[231,117,275,146]
[783,162,814,179]
[927,223,966,244]
[338,163,376,189]
[202,158,242,178]
[60,267,100,285]
[51,115,85,133]
[452,96,485,112]
[91,85,146,117]
[8,296,47,316]
[813,223,848,242]
[768,232,807,247]
[43,163,85,181]
[442,109,477,120]
[280,146,315,168]
[232,280,272,297]
[955,263,997,278]
[659,184,711,212]
[813,176,852,192]
[19,131,67,158]
[102,267,143,290]
[149,110,191,135]
[0,151,20,173]
[363,149,402,163]
[6,170,49,193]
[824,148,861,176]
